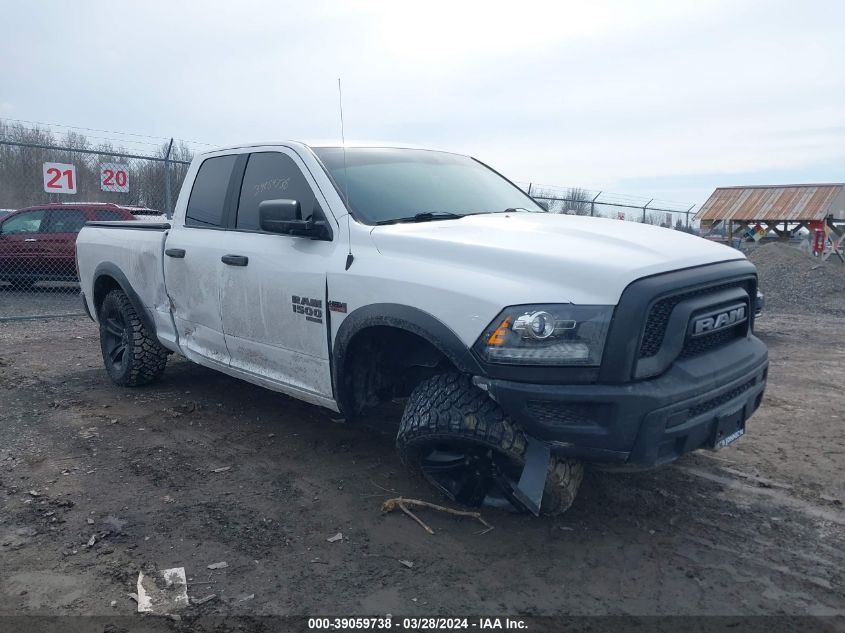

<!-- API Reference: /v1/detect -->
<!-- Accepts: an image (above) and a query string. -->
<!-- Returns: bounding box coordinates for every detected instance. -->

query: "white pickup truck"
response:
[76,142,768,515]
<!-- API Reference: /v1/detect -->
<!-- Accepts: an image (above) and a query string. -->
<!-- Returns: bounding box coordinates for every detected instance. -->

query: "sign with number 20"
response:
[100,163,130,193]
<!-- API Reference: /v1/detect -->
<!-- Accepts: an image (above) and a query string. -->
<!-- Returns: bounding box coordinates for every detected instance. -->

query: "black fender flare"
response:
[331,303,485,412]
[92,262,157,337]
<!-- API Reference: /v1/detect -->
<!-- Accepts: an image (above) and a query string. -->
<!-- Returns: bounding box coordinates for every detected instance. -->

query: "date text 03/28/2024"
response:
[307,617,528,630]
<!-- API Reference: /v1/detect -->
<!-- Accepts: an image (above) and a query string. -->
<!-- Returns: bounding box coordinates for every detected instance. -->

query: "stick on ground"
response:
[381,497,493,534]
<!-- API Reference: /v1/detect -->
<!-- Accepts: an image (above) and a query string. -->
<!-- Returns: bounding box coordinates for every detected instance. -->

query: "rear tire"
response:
[396,373,583,515]
[98,289,168,387]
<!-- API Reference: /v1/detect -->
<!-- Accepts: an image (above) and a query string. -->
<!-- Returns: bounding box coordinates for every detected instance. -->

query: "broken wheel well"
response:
[337,325,456,417]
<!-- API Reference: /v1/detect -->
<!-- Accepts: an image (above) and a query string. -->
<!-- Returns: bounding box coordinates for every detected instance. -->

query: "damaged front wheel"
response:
[396,374,583,515]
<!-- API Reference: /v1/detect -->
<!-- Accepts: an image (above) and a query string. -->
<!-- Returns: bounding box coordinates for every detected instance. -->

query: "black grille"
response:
[680,323,745,358]
[525,401,603,428]
[638,280,752,358]
[688,378,755,417]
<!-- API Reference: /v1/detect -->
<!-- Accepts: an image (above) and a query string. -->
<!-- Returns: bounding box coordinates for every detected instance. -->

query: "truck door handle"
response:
[221,254,248,266]
[24,238,37,242]
[165,248,186,258]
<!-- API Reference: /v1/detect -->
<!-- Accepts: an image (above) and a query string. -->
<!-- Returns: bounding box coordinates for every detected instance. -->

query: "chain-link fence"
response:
[0,131,192,320]
[518,183,698,232]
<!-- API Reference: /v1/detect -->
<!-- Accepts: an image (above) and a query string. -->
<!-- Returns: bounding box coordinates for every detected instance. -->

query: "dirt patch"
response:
[0,314,843,621]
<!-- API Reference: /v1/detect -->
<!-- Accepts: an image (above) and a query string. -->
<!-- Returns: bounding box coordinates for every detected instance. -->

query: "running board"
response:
[513,437,550,516]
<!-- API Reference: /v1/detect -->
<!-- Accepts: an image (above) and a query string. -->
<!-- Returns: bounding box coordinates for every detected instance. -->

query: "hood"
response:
[369,213,745,304]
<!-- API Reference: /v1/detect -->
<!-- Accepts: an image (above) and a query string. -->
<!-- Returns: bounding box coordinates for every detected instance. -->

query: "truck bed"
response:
[76,222,177,351]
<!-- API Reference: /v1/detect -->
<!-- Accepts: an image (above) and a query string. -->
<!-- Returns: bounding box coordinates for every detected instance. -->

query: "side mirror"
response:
[259,199,331,240]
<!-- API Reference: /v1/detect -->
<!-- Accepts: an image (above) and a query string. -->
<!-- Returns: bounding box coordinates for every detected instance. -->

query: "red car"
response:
[0,203,158,289]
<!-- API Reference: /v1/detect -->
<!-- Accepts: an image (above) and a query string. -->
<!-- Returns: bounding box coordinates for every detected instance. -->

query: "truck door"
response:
[218,150,335,403]
[163,154,239,366]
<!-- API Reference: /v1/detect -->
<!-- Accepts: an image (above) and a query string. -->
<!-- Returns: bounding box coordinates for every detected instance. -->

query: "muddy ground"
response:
[0,310,843,623]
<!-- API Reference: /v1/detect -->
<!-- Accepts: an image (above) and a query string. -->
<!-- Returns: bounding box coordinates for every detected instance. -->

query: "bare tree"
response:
[561,187,591,215]
[528,186,593,215]
[528,186,561,212]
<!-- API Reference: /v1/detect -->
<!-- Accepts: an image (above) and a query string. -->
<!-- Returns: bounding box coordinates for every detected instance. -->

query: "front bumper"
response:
[474,335,768,467]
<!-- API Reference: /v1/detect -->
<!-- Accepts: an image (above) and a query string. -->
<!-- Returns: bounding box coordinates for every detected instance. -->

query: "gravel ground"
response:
[748,243,845,315]
[0,312,843,630]
[0,286,83,319]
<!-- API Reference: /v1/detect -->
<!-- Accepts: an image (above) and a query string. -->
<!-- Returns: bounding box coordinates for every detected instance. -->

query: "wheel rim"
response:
[102,314,129,371]
[418,441,525,510]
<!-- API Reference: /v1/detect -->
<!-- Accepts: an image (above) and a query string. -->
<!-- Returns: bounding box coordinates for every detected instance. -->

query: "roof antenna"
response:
[338,77,354,271]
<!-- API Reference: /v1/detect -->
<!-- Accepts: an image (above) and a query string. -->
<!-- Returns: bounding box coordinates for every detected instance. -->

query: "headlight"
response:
[475,304,613,366]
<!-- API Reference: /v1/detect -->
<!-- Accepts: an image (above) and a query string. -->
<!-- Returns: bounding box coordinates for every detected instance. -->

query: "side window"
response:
[186,155,238,228]
[45,210,88,233]
[1,210,46,235]
[236,152,318,231]
[94,210,126,222]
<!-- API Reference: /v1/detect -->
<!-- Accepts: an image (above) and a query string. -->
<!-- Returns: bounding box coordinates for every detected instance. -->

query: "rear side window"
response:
[186,155,237,228]
[94,209,126,222]
[236,152,318,231]
[45,209,88,233]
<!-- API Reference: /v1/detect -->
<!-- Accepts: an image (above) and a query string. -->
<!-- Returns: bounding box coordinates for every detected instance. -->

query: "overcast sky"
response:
[2,0,843,205]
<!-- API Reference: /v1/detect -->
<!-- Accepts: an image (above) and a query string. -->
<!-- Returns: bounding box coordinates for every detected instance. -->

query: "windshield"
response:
[312,147,544,224]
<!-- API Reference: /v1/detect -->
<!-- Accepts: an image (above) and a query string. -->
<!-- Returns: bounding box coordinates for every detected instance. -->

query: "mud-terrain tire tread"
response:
[397,373,583,515]
[99,289,168,387]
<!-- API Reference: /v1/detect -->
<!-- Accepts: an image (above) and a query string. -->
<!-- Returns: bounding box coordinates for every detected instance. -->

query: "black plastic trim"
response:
[332,303,484,413]
[91,262,157,337]
[599,259,757,384]
[85,221,171,230]
[633,286,750,379]
[223,154,249,230]
[80,291,93,321]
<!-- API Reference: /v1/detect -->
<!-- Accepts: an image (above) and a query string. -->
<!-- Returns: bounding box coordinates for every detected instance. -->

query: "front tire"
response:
[98,289,168,387]
[396,373,583,515]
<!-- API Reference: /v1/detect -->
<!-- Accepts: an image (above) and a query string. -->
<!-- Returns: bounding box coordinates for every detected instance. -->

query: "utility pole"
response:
[164,138,174,218]
[590,191,602,217]
[642,199,653,223]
